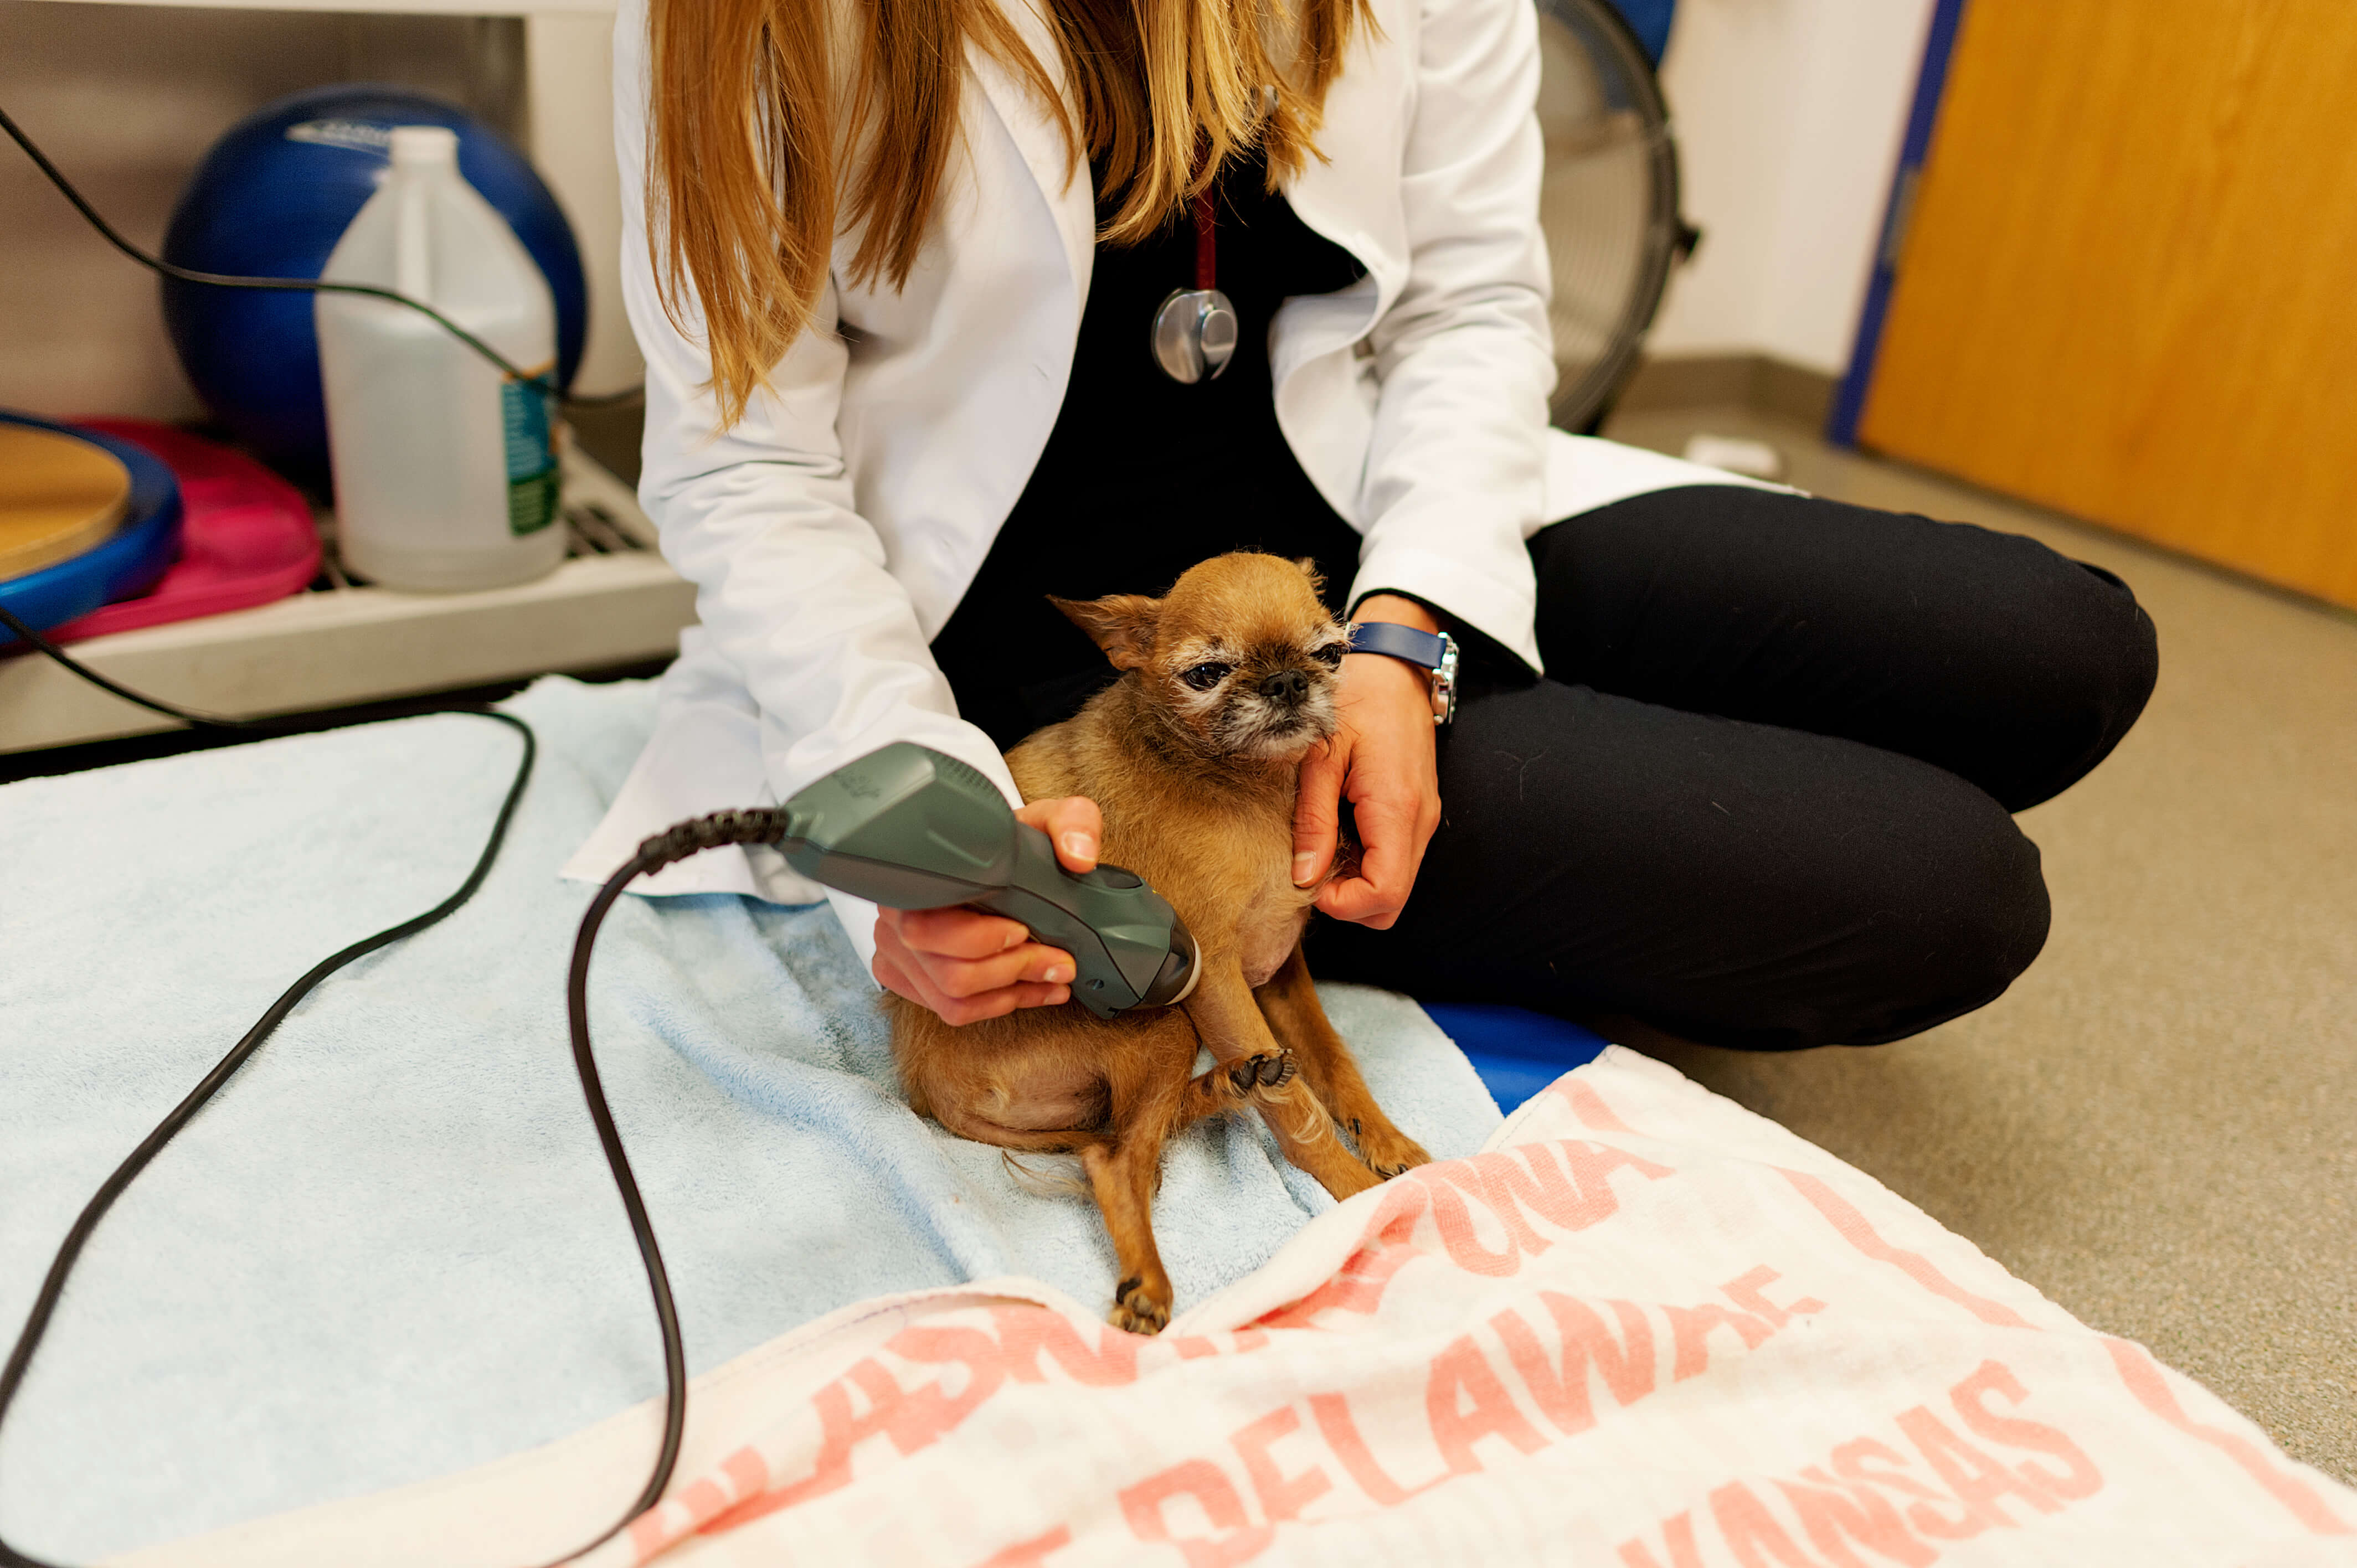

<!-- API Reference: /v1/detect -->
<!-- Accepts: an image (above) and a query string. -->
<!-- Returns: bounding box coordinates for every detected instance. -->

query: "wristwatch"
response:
[1347,620,1459,726]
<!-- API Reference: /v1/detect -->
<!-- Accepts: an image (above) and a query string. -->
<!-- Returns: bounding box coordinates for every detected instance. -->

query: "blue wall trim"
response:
[1826,0,1972,447]
[1607,0,1677,63]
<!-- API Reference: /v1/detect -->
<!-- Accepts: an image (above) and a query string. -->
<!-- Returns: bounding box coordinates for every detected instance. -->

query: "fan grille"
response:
[1536,0,1684,431]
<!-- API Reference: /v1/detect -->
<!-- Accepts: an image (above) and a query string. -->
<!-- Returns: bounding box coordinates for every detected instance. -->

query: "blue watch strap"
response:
[1346,620,1447,669]
[1349,618,1460,725]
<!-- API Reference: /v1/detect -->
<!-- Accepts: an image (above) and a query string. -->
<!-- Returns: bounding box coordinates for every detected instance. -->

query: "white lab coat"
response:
[563,0,1757,964]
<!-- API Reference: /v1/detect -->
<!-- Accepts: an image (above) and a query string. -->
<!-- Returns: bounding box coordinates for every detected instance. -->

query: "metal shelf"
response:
[0,446,693,754]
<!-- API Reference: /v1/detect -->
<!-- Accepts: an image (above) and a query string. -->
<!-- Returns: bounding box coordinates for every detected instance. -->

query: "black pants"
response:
[1311,485,2159,1051]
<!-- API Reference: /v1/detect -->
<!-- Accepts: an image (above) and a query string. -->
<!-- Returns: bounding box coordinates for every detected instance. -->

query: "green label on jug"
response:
[501,378,558,537]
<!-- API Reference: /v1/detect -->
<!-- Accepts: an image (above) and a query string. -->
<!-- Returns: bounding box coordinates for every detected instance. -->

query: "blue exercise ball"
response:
[161,85,586,485]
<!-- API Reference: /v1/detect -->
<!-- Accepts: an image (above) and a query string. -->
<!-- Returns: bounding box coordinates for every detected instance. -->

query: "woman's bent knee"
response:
[1834,816,2051,1045]
[1646,777,2055,1053]
[1996,558,2158,811]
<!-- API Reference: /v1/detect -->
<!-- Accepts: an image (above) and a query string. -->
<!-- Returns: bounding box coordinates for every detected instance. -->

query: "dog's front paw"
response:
[1109,1273,1172,1335]
[1227,1049,1297,1095]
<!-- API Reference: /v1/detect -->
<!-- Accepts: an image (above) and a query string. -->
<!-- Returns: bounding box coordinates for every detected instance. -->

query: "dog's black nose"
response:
[1260,669,1309,705]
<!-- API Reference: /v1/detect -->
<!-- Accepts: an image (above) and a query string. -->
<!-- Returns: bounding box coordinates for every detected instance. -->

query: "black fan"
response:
[1535,0,1699,432]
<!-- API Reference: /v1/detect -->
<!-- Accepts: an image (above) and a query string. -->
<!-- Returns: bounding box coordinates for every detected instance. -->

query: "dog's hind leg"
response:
[1083,1141,1172,1335]
[1253,946,1429,1179]
[1084,1041,1197,1335]
[1184,963,1382,1203]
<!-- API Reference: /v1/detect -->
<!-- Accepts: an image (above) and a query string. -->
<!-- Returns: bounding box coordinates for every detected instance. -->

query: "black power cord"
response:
[0,99,641,410]
[0,606,705,1566]
[0,92,703,1560]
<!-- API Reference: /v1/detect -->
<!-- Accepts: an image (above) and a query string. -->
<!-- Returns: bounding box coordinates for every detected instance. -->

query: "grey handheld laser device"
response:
[773,742,1200,1018]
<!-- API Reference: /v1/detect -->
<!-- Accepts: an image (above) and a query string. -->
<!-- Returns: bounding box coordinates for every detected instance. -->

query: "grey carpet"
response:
[1596,405,2357,1481]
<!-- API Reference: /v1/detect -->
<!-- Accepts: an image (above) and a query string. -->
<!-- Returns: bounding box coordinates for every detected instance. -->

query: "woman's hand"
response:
[872,795,1100,1024]
[1292,596,1443,929]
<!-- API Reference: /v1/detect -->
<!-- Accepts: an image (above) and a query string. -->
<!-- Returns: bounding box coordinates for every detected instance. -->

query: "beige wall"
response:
[0,1,522,422]
[1647,0,1936,376]
[2,0,1930,421]
[522,9,637,398]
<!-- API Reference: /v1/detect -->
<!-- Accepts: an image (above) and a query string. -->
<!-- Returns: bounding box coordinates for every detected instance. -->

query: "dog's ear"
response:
[1049,593,1160,670]
[1291,556,1326,594]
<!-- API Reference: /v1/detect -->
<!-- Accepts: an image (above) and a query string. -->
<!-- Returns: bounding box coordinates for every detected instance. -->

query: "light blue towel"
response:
[0,676,1499,1560]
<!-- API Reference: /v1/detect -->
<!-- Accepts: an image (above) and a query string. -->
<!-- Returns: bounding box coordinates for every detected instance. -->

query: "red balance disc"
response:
[43,420,320,644]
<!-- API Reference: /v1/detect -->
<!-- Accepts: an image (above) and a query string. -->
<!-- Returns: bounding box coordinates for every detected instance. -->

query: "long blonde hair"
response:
[646,0,1372,425]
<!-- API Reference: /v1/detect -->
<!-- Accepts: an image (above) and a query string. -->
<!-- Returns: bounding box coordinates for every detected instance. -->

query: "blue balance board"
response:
[0,412,183,647]
[1421,1001,1610,1113]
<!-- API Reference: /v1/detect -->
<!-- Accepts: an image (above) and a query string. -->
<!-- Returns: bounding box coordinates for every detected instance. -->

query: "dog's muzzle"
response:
[1259,669,1311,706]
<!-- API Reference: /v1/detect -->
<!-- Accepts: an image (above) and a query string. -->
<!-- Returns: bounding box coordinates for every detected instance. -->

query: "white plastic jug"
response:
[316,125,566,591]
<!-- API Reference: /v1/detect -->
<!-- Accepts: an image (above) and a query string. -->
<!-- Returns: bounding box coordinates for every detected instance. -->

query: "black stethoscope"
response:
[1150,186,1238,384]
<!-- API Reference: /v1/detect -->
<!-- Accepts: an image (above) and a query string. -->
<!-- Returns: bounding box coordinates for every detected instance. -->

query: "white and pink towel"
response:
[121,1048,2357,1567]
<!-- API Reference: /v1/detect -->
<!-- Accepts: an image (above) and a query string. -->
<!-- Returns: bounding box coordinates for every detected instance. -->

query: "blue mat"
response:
[1420,1002,1610,1112]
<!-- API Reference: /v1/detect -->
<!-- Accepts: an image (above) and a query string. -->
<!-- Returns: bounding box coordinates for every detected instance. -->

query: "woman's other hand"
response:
[1293,595,1443,929]
[872,795,1100,1023]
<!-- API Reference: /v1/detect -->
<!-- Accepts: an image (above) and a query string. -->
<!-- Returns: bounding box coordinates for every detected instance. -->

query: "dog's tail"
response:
[1000,1148,1092,1199]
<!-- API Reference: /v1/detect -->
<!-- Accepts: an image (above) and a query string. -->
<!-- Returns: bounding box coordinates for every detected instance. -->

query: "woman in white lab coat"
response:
[568,0,2157,1050]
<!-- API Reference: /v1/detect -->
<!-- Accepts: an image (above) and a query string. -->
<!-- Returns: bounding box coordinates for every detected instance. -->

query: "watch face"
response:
[1431,635,1459,725]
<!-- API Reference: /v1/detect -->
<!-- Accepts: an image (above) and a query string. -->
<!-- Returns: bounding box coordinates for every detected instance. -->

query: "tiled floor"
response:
[1597,404,2357,1481]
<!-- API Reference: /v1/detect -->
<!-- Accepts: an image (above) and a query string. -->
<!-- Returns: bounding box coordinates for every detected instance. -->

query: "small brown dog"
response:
[887,552,1432,1333]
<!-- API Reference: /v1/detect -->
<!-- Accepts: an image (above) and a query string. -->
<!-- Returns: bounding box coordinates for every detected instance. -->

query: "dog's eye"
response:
[1313,644,1345,668]
[1180,662,1232,691]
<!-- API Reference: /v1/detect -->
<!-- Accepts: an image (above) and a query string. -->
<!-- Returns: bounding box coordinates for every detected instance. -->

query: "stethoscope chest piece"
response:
[1151,287,1237,384]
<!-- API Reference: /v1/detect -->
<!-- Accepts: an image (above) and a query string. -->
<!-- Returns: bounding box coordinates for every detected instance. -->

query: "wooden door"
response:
[1856,0,2357,608]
